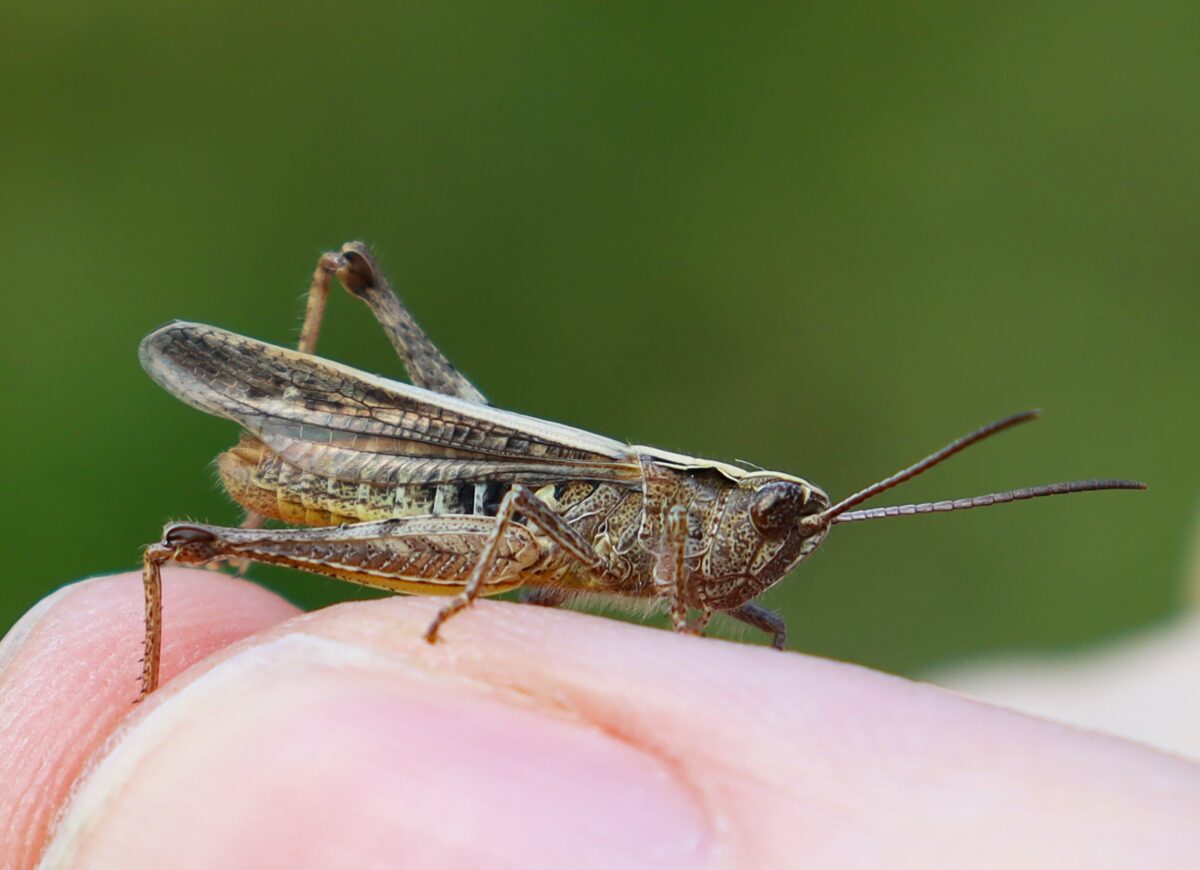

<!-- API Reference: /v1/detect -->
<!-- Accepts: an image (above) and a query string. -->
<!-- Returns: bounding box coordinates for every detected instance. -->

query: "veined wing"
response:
[140,322,642,487]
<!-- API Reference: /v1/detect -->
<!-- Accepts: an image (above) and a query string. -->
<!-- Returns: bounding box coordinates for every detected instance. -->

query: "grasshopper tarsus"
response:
[728,602,788,651]
[136,241,1145,698]
[139,542,172,699]
[424,597,468,644]
[683,610,714,637]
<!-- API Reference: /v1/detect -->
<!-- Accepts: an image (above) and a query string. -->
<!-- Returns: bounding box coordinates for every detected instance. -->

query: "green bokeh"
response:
[3,2,1196,675]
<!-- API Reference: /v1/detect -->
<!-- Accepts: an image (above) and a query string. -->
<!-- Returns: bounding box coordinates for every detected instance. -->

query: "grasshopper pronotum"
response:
[137,242,1145,697]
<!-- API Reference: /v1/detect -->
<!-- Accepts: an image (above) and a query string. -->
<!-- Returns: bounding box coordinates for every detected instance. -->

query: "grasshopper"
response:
[137,241,1145,698]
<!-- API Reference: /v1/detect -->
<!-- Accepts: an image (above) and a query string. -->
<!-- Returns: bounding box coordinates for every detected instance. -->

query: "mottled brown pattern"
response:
[146,316,836,617]
[137,242,1142,701]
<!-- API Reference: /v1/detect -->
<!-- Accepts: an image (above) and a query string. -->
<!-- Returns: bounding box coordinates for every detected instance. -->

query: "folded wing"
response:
[140,322,641,487]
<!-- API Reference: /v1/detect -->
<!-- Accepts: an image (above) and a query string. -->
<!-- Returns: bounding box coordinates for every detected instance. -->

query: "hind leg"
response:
[298,242,486,403]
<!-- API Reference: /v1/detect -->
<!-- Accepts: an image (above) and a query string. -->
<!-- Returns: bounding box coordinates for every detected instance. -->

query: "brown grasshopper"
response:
[137,241,1145,698]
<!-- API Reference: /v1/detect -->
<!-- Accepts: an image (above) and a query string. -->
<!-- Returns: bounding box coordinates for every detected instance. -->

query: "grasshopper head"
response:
[701,475,832,608]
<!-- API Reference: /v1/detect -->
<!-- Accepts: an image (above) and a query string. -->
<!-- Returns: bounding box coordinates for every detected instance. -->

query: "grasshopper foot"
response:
[424,594,472,643]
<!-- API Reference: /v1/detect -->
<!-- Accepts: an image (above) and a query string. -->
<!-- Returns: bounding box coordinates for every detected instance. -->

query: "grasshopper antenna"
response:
[811,410,1145,526]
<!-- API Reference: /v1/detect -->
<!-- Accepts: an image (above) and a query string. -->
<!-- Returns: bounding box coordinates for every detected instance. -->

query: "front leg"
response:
[654,505,713,637]
[659,505,690,632]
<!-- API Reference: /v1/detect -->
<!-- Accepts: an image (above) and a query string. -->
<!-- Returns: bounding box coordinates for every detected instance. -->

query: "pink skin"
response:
[2,570,1199,869]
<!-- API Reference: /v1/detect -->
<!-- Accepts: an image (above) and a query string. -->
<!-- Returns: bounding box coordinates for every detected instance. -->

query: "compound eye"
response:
[750,482,804,537]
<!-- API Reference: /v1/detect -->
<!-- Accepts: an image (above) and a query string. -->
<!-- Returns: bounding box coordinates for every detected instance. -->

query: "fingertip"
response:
[19,591,1200,868]
[0,568,299,867]
[46,633,712,869]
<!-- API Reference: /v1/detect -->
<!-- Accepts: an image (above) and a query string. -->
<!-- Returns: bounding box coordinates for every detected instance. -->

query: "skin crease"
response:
[1,570,1198,870]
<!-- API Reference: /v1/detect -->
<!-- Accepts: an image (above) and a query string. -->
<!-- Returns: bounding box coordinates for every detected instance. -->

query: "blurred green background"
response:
[2,2,1196,676]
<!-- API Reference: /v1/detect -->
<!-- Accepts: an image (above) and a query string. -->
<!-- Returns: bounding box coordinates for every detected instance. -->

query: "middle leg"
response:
[424,485,621,641]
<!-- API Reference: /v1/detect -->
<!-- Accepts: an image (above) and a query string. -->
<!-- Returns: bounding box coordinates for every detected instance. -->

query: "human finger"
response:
[0,569,300,868]
[40,590,1200,869]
